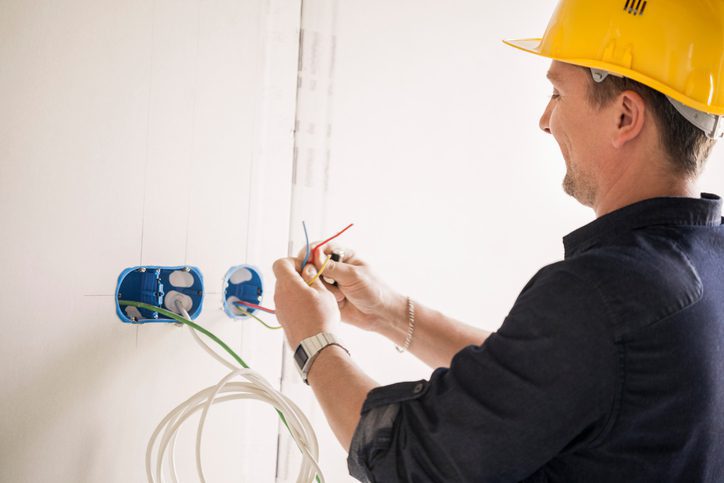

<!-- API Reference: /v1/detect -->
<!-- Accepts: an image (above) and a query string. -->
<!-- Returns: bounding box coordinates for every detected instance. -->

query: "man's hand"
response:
[299,244,406,333]
[298,244,492,369]
[272,257,341,349]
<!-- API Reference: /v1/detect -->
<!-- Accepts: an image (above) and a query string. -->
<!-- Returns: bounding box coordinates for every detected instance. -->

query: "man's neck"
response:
[593,176,698,218]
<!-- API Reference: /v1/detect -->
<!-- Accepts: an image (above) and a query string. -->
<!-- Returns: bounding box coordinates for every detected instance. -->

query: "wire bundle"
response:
[118,300,324,483]
[145,356,323,483]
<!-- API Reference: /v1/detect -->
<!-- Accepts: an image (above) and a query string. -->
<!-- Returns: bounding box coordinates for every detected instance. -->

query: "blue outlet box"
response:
[115,266,204,323]
[222,264,264,319]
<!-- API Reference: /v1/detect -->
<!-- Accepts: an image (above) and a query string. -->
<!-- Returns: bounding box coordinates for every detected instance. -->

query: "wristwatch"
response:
[294,332,349,385]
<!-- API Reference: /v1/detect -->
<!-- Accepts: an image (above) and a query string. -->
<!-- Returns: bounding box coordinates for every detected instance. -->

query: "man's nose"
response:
[539,101,552,134]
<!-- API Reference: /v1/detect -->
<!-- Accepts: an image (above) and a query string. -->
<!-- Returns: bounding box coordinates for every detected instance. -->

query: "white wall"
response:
[0,0,299,481]
[1,1,723,482]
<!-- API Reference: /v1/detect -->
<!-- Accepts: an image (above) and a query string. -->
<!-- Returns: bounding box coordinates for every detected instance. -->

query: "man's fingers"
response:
[296,240,336,269]
[302,263,334,295]
[273,257,311,290]
[315,257,360,286]
[272,257,293,277]
[316,244,366,269]
[276,255,331,292]
[297,239,367,269]
[301,263,317,284]
[325,283,346,303]
[300,261,321,284]
[323,244,356,262]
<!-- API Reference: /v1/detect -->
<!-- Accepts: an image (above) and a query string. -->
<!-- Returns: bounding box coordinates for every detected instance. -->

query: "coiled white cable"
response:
[144,303,324,483]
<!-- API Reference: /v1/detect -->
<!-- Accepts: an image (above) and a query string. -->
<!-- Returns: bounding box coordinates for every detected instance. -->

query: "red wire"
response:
[228,224,353,316]
[234,300,276,314]
[311,223,354,266]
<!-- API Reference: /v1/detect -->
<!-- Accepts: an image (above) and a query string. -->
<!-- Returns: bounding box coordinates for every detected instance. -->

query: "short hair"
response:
[584,69,717,177]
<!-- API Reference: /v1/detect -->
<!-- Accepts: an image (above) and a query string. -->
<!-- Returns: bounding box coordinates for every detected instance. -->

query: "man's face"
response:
[539,61,610,207]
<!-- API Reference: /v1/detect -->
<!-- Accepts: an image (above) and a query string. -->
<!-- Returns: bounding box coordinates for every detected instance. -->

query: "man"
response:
[273,0,724,480]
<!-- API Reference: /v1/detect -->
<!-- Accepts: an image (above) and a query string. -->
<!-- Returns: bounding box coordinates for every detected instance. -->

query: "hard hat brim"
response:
[502,38,544,55]
[503,38,724,116]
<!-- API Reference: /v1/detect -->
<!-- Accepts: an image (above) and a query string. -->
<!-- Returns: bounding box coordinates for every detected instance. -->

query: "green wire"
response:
[118,299,322,483]
[119,300,249,367]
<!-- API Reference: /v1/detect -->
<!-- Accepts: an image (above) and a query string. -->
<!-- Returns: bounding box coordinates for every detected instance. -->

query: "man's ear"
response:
[612,90,646,148]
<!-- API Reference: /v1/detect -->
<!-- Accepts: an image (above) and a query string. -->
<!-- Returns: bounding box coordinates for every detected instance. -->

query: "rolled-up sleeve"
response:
[347,267,618,482]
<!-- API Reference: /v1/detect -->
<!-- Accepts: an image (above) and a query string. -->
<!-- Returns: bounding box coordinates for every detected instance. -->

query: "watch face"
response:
[294,345,309,369]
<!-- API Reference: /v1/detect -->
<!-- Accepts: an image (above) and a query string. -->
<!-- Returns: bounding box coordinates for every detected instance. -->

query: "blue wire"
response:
[301,220,311,269]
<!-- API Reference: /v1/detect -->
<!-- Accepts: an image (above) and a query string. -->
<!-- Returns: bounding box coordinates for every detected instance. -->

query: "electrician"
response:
[273,0,724,480]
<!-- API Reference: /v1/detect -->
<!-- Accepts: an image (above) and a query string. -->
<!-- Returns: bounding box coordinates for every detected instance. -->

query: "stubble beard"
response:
[562,164,596,207]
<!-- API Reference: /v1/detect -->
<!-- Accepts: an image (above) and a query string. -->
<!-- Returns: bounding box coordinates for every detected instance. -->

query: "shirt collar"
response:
[563,193,723,258]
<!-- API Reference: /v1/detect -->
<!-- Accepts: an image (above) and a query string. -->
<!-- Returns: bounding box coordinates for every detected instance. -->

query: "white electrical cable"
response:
[144,303,324,483]
[185,323,238,371]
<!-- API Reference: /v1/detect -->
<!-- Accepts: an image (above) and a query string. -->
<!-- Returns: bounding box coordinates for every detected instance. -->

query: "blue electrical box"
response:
[222,264,264,319]
[115,266,204,323]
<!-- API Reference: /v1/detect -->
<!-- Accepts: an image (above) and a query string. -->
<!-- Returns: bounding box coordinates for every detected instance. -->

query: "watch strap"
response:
[294,332,349,384]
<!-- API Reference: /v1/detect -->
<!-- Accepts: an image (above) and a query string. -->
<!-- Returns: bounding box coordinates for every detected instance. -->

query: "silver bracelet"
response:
[395,296,416,353]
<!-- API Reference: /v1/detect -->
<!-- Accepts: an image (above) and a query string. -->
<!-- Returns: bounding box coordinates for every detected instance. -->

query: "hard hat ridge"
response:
[504,0,724,137]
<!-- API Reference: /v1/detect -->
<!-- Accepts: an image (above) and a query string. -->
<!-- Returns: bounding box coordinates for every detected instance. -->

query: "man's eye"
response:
[550,92,560,100]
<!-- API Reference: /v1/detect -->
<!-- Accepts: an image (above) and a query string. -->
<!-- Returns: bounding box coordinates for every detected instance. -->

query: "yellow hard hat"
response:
[504,0,724,136]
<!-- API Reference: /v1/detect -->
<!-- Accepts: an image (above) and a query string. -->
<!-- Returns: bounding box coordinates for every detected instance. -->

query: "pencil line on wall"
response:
[184,0,202,266]
[139,0,158,265]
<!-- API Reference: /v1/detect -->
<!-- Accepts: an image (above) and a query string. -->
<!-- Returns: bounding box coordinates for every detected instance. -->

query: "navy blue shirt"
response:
[348,194,724,482]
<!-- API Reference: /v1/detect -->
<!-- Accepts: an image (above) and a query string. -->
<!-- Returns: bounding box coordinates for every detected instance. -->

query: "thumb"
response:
[302,263,321,288]
[318,258,359,287]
